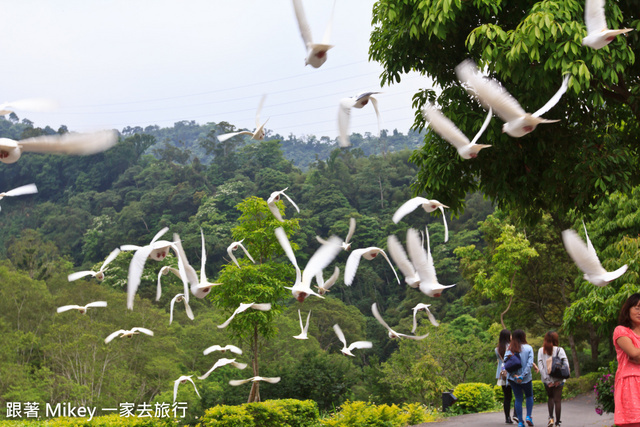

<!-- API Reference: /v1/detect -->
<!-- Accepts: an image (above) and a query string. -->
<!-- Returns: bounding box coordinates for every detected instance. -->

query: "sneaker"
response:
[547,418,554,427]
[518,423,525,427]
[555,422,562,427]
[513,415,519,423]
[526,416,534,426]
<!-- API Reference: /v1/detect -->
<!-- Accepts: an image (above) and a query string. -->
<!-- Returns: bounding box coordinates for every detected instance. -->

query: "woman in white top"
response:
[537,331,570,427]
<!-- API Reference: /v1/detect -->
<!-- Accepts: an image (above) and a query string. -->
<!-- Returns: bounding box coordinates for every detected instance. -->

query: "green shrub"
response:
[197,399,318,427]
[401,403,434,425]
[198,405,254,427]
[247,399,318,427]
[319,401,434,427]
[452,383,495,413]
[493,384,504,403]
[565,371,600,397]
[0,414,180,427]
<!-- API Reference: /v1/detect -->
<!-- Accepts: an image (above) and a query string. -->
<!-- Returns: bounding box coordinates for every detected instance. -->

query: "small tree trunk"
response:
[589,325,600,362]
[247,324,260,403]
[568,333,580,378]
[500,272,516,329]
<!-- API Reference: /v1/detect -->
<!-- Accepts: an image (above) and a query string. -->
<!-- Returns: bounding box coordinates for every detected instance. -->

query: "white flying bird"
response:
[562,224,628,287]
[267,187,300,222]
[317,217,356,251]
[392,197,449,242]
[372,303,429,340]
[456,59,570,138]
[387,234,420,288]
[407,228,455,298]
[0,183,38,211]
[56,301,107,314]
[229,376,281,386]
[292,0,336,68]
[173,375,200,403]
[275,227,342,302]
[217,302,272,329]
[169,294,194,325]
[198,358,247,380]
[411,303,439,333]
[422,103,493,159]
[333,324,372,357]
[104,327,154,344]
[68,248,120,282]
[227,239,256,267]
[121,228,183,310]
[582,0,633,49]
[338,92,382,147]
[167,231,222,300]
[315,266,340,295]
[156,266,188,301]
[193,230,224,298]
[407,227,456,297]
[344,247,400,286]
[0,98,57,116]
[0,130,118,164]
[217,95,268,143]
[294,309,311,340]
[203,344,243,356]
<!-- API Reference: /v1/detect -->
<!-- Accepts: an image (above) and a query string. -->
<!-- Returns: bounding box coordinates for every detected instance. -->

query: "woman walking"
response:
[504,329,535,427]
[496,329,515,424]
[613,293,640,426]
[538,331,569,426]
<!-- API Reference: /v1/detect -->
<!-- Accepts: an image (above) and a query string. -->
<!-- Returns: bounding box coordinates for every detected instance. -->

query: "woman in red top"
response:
[613,293,640,426]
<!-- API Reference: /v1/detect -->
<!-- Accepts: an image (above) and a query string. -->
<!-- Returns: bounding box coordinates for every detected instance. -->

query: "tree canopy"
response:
[369,0,640,223]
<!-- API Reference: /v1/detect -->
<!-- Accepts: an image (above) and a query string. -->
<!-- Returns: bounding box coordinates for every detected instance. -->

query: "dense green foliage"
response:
[452,383,495,413]
[369,0,640,223]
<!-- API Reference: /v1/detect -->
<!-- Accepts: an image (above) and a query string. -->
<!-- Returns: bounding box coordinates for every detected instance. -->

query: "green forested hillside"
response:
[0,114,636,420]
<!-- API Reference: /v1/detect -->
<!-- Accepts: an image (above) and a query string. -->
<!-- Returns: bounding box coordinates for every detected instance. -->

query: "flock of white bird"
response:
[54,184,454,401]
[3,0,632,404]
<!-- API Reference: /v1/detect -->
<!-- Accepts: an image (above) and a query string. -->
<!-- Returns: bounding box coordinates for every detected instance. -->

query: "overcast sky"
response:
[0,1,432,140]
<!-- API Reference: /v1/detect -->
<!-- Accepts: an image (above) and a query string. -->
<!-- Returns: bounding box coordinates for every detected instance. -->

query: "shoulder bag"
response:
[550,348,570,379]
[504,352,522,373]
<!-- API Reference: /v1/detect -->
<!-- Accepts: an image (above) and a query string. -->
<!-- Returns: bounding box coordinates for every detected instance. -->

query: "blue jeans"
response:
[509,379,533,422]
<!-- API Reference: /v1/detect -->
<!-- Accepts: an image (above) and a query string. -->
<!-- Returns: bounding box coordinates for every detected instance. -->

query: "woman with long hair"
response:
[613,293,640,426]
[538,331,569,426]
[504,329,534,427]
[496,329,515,424]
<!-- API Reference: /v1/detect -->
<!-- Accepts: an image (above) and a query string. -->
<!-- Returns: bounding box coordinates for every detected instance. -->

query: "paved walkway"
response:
[412,392,615,427]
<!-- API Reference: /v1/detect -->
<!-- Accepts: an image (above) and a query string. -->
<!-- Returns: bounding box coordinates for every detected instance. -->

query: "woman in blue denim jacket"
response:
[504,329,535,427]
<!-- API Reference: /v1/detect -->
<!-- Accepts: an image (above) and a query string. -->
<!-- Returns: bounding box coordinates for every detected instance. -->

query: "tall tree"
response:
[369,0,639,222]
[209,196,299,402]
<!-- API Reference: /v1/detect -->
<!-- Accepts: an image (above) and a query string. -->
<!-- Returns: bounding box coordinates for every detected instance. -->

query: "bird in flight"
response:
[393,197,449,242]
[0,130,118,164]
[275,226,342,302]
[422,103,493,159]
[338,93,382,147]
[456,59,570,138]
[562,223,628,287]
[68,248,120,282]
[582,0,633,49]
[333,323,372,356]
[292,0,336,68]
[57,301,108,315]
[217,95,268,143]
